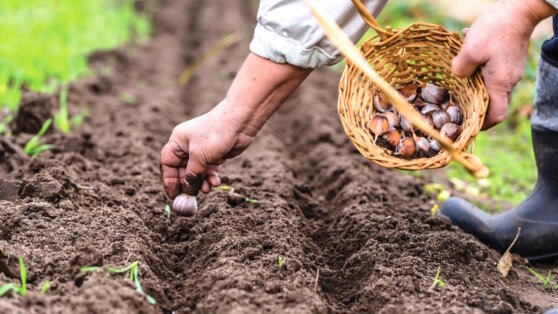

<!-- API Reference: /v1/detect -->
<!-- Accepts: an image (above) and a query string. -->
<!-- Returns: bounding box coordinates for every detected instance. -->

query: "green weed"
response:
[24,119,52,157]
[525,266,554,287]
[80,266,101,273]
[0,256,27,298]
[40,280,50,295]
[278,256,285,268]
[431,266,444,289]
[216,185,259,204]
[165,204,171,219]
[107,262,156,305]
[53,88,88,133]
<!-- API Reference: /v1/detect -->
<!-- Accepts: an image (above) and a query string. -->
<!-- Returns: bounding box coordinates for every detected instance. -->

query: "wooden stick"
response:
[303,0,488,178]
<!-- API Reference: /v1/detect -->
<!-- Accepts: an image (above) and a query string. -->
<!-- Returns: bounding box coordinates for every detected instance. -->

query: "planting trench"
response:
[0,0,557,312]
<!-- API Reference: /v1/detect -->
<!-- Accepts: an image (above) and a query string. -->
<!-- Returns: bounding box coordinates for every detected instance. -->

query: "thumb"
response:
[181,153,206,196]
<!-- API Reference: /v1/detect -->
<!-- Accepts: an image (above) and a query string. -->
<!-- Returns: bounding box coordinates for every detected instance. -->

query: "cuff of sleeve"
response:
[546,0,558,10]
[249,23,342,69]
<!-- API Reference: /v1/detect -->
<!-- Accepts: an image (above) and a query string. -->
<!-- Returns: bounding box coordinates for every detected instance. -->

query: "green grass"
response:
[0,257,27,298]
[0,0,150,111]
[24,118,52,157]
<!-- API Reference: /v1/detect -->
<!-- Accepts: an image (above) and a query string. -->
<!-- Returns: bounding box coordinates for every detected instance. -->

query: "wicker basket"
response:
[337,1,489,171]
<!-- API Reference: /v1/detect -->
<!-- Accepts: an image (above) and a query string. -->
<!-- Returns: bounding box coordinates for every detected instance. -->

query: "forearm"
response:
[214,53,311,137]
[507,0,558,31]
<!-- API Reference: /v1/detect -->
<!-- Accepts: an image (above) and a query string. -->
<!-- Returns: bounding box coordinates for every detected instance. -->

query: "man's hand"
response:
[452,0,557,130]
[160,53,311,199]
[160,107,253,198]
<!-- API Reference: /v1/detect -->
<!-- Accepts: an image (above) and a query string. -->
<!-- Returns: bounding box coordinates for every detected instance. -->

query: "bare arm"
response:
[160,53,311,198]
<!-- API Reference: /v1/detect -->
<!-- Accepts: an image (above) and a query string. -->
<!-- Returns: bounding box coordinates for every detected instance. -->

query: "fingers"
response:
[160,142,187,198]
[452,28,488,78]
[481,83,510,130]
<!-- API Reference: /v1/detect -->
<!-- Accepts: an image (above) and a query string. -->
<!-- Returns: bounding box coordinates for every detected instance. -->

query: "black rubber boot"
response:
[439,126,558,261]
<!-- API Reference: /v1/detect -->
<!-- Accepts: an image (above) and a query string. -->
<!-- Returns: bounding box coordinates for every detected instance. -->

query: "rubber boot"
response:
[439,127,558,260]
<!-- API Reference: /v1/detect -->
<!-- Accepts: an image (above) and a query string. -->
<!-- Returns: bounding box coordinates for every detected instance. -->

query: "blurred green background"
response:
[0,0,149,132]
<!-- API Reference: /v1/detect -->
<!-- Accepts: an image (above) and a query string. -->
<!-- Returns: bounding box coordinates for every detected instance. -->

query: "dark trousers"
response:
[532,15,558,132]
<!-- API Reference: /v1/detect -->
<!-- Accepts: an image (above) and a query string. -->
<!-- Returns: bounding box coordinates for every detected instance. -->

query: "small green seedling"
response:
[216,185,259,203]
[53,87,88,133]
[40,280,50,295]
[80,266,100,272]
[121,92,136,104]
[525,266,553,287]
[164,204,171,219]
[431,266,444,289]
[0,256,27,298]
[278,256,285,269]
[108,262,156,305]
[24,118,52,157]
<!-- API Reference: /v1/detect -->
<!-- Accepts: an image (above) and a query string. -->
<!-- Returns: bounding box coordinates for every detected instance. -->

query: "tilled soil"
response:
[1,0,557,313]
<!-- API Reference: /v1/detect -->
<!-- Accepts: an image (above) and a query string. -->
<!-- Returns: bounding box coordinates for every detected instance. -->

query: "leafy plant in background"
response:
[40,280,50,295]
[24,119,52,157]
[0,257,27,298]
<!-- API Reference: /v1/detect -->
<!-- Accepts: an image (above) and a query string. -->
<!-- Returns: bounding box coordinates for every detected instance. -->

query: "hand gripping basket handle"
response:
[303,0,489,178]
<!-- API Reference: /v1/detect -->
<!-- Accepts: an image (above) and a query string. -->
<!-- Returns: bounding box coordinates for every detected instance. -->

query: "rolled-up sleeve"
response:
[546,0,558,9]
[250,0,388,69]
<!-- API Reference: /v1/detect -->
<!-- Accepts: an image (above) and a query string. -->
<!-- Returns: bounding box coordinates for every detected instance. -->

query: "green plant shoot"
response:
[0,256,27,298]
[165,204,171,219]
[278,256,285,268]
[40,280,50,295]
[525,266,553,287]
[431,266,444,289]
[80,266,101,272]
[24,118,52,157]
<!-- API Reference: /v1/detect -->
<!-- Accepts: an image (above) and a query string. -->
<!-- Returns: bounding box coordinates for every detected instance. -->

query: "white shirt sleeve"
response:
[249,0,388,69]
[546,0,558,9]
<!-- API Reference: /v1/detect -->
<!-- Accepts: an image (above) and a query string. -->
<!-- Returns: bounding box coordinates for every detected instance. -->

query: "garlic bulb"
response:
[173,193,198,217]
[440,123,461,141]
[396,137,416,158]
[383,111,400,129]
[374,93,391,113]
[446,106,463,124]
[369,114,389,141]
[432,110,451,130]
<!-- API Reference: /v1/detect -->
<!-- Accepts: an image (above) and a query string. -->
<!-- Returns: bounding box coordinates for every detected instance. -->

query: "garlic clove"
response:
[398,84,418,103]
[430,139,441,152]
[421,103,441,117]
[423,115,435,130]
[413,97,426,108]
[396,137,416,158]
[446,105,463,124]
[369,114,389,141]
[382,129,401,148]
[415,137,430,156]
[383,111,400,129]
[400,114,414,132]
[441,97,454,111]
[432,110,451,129]
[420,83,448,105]
[440,123,461,141]
[374,92,391,113]
[173,193,198,217]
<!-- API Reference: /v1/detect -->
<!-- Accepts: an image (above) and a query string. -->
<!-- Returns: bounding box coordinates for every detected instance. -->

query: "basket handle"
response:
[351,0,389,40]
[303,0,489,178]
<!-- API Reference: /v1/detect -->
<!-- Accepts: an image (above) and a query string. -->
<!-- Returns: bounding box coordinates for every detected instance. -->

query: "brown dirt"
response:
[1,0,557,313]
